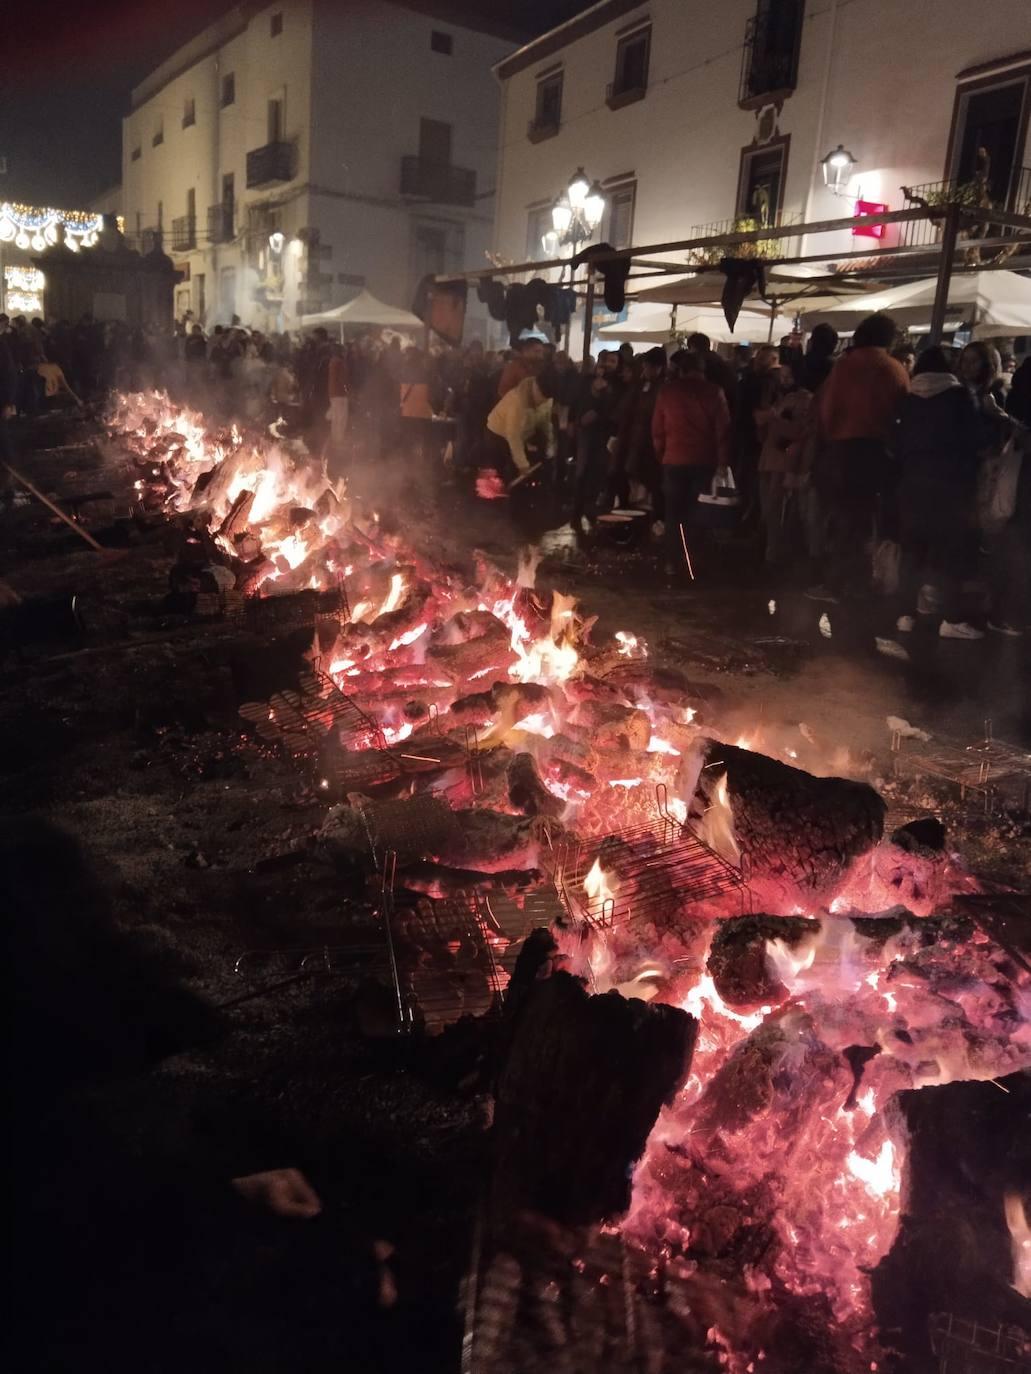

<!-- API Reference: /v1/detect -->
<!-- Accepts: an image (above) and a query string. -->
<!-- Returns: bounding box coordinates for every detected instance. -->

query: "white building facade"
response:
[121,0,513,335]
[493,0,1031,344]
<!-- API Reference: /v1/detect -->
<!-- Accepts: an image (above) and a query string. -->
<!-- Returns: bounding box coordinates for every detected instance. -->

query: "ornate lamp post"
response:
[538,168,608,359]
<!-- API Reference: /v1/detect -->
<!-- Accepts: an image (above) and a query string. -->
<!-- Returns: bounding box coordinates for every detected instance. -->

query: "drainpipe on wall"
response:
[801,0,841,262]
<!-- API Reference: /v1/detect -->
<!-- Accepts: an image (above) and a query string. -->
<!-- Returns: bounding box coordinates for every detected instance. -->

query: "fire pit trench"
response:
[108,391,1031,1373]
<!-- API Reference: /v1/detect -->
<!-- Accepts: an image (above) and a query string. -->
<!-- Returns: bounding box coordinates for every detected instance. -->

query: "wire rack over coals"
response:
[381,855,508,1034]
[545,784,747,930]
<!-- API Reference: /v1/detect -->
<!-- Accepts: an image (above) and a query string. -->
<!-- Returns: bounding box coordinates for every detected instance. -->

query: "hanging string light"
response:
[0,202,105,250]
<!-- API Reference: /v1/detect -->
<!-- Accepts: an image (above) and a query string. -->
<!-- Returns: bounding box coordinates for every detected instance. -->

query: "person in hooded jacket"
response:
[892,346,985,640]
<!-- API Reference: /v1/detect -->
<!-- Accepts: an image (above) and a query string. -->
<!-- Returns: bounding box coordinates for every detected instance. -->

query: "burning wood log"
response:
[507,752,564,820]
[706,915,822,1012]
[426,615,513,684]
[570,698,651,753]
[697,740,886,897]
[492,970,696,1226]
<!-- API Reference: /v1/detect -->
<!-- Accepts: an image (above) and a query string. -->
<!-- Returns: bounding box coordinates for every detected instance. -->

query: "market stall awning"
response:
[598,303,775,344]
[627,266,868,315]
[800,269,1031,337]
[300,289,424,331]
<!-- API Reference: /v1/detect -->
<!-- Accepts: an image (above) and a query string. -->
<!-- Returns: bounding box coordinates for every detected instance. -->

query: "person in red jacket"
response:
[652,350,732,576]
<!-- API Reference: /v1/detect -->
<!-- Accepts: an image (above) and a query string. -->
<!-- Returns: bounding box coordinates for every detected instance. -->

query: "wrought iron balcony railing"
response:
[207,203,234,244]
[246,141,295,189]
[739,0,803,107]
[900,166,1031,249]
[687,209,803,264]
[171,215,196,252]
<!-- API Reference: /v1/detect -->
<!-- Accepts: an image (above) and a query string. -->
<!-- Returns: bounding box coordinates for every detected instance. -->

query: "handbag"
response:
[977,436,1023,532]
[696,467,740,529]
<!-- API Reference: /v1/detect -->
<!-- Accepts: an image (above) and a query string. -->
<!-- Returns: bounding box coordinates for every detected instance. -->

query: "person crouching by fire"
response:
[482,368,558,486]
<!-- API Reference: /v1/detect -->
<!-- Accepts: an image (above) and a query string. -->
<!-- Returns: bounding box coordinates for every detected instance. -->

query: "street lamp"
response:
[820,144,857,196]
[545,167,607,256]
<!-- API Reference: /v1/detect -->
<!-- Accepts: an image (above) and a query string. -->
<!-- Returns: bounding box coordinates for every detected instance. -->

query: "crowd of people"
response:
[2,305,1028,640]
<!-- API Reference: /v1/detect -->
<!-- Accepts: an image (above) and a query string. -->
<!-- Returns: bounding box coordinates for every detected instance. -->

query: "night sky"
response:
[0,0,590,210]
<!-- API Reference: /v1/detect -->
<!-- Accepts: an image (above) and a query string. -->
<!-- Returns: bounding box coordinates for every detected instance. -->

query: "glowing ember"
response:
[614,630,647,658]
[389,623,428,651]
[846,1139,899,1198]
[646,735,680,756]
[475,469,508,499]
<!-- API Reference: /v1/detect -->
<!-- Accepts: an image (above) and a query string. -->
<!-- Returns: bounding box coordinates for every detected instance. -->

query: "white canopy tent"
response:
[628,266,868,318]
[300,289,424,334]
[800,269,1031,338]
[598,303,776,345]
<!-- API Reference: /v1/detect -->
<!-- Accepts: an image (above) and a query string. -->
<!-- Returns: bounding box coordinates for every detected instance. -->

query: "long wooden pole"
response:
[581,273,596,365]
[928,202,962,345]
[3,463,105,551]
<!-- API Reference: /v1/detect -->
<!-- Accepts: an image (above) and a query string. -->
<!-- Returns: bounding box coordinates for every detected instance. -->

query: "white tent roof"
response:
[300,289,424,331]
[599,303,774,344]
[628,267,867,316]
[800,269,1031,337]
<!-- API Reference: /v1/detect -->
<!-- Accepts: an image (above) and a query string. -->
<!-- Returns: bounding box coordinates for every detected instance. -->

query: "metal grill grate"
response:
[546,785,746,929]
[891,719,1031,815]
[239,668,386,760]
[385,876,507,1034]
[930,1313,1031,1374]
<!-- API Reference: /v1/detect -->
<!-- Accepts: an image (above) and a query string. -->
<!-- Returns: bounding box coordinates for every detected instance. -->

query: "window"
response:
[270,11,283,36]
[947,66,1031,206]
[186,187,196,223]
[182,97,196,128]
[604,180,636,248]
[222,172,235,211]
[740,0,803,106]
[736,138,789,223]
[526,204,554,260]
[419,117,452,165]
[608,26,650,108]
[268,97,284,144]
[221,73,235,107]
[530,69,563,139]
[431,30,453,55]
[152,121,164,147]
[157,200,164,230]
[413,219,464,281]
[195,273,206,321]
[131,146,141,162]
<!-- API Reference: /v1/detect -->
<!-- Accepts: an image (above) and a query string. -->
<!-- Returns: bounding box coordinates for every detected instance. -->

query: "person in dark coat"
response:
[571,360,615,531]
[893,347,985,640]
[612,346,666,523]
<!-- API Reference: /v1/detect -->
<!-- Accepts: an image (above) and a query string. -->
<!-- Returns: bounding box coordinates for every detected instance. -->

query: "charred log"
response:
[492,970,696,1226]
[707,914,822,1011]
[698,740,886,895]
[872,1071,1031,1367]
[507,752,564,820]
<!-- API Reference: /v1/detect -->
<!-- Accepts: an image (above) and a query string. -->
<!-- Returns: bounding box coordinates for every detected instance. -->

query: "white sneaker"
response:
[896,615,916,633]
[939,620,984,640]
[876,637,910,661]
[818,612,832,639]
[988,620,1024,638]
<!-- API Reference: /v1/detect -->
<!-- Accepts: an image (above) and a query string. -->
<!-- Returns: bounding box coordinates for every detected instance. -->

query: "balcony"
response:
[687,209,803,265]
[400,156,476,207]
[527,116,560,144]
[739,1,803,108]
[246,141,295,189]
[207,203,234,244]
[605,80,647,112]
[141,227,163,255]
[901,167,1031,250]
[171,215,196,252]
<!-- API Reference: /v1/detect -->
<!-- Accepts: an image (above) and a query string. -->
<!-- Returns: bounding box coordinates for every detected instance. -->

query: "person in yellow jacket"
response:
[484,369,556,478]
